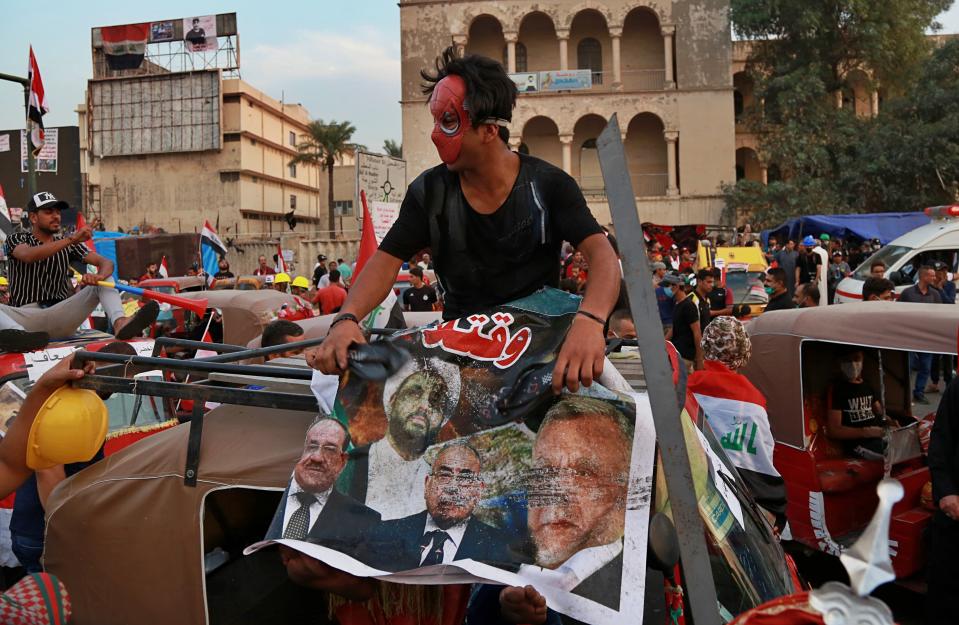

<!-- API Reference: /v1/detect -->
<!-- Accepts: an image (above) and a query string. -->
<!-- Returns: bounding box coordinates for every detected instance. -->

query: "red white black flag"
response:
[27,46,48,154]
[100,23,149,70]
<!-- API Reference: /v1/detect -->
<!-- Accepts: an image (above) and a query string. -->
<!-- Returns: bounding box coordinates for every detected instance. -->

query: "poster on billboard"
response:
[150,21,175,42]
[0,134,9,153]
[246,288,656,625]
[20,128,58,173]
[511,72,540,93]
[356,151,407,243]
[539,70,593,91]
[183,15,217,52]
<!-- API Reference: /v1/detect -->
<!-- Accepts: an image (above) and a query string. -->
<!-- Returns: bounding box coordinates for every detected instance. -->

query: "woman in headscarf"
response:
[687,316,787,529]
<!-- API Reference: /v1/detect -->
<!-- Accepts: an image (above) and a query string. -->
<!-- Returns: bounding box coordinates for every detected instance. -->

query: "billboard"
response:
[539,70,593,91]
[90,71,221,157]
[356,151,407,243]
[510,72,540,93]
[20,128,58,173]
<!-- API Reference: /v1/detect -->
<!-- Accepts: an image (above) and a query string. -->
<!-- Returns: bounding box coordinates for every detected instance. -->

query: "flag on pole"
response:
[356,190,397,330]
[75,213,96,252]
[158,256,169,278]
[0,185,12,239]
[27,46,48,154]
[100,23,149,70]
[276,243,288,274]
[200,220,226,284]
[195,314,217,358]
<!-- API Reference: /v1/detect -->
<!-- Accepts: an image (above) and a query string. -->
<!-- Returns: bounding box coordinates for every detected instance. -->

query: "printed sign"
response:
[20,128,58,173]
[24,340,156,382]
[357,151,407,243]
[247,288,655,625]
[510,72,540,93]
[539,70,593,92]
[0,134,9,153]
[183,15,217,52]
[150,21,175,42]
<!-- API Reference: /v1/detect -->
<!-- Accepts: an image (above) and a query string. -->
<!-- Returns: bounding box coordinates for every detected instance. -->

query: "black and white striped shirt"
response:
[4,231,89,307]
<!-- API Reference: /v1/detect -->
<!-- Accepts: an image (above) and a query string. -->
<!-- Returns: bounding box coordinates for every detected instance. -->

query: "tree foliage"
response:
[383,139,403,158]
[726,0,953,226]
[290,119,358,233]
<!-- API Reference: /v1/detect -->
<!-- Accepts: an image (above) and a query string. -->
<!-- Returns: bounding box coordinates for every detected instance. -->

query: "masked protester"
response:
[825,348,893,461]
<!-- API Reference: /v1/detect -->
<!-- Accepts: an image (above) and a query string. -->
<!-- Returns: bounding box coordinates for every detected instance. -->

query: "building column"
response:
[761,166,768,185]
[557,29,570,70]
[508,135,522,152]
[664,130,679,196]
[560,134,573,174]
[504,31,518,74]
[871,91,879,116]
[452,34,467,57]
[610,26,623,89]
[661,25,676,89]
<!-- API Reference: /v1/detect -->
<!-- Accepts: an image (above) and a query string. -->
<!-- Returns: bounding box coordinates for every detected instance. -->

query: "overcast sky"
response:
[1,2,958,152]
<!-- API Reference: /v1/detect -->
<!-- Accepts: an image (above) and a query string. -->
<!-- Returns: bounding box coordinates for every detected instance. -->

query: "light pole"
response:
[0,71,36,200]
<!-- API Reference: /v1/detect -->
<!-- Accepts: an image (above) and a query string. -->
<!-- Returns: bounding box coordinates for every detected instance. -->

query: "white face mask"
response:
[840,361,862,380]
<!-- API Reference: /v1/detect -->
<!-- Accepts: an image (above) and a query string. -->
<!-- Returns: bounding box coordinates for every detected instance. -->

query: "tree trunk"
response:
[327,157,336,236]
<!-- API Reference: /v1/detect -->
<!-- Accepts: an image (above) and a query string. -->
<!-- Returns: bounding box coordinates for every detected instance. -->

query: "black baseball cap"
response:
[27,191,69,212]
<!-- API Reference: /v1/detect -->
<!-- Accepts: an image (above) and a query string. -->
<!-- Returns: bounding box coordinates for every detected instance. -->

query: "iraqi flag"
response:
[27,46,48,153]
[100,23,149,70]
[276,243,288,274]
[200,220,226,284]
[0,185,12,239]
[356,190,398,330]
[687,360,786,521]
[158,255,169,278]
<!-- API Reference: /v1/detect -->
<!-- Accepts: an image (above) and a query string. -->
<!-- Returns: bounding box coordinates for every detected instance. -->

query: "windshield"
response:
[852,245,913,279]
[725,271,769,305]
[656,413,796,619]
[103,372,169,430]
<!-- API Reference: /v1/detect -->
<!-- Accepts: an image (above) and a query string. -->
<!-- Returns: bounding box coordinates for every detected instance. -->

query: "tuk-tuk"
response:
[740,302,955,581]
[139,276,208,336]
[41,315,799,625]
[696,243,769,315]
[235,275,266,291]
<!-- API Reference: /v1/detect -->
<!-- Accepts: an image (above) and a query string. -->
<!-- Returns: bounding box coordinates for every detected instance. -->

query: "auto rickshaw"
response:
[40,309,799,625]
[740,302,955,583]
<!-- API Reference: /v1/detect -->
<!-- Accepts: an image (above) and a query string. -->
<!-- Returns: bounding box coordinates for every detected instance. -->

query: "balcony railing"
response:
[577,173,669,197]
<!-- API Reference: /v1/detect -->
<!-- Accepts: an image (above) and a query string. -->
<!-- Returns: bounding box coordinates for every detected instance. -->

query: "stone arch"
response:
[615,2,669,28]
[736,147,762,183]
[563,2,616,30]
[465,14,506,61]
[572,114,607,189]
[517,10,559,73]
[507,4,563,33]
[456,7,510,39]
[521,116,562,169]
[621,6,665,90]
[625,112,668,197]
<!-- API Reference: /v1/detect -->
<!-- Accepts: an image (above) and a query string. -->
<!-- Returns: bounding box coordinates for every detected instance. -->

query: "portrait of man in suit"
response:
[266,417,380,554]
[523,396,633,610]
[362,442,526,571]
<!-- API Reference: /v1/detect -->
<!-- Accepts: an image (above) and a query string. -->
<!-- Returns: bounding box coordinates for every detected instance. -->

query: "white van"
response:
[835,206,959,302]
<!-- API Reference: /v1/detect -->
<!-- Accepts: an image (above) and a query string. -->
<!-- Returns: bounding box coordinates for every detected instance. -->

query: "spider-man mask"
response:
[430,75,471,165]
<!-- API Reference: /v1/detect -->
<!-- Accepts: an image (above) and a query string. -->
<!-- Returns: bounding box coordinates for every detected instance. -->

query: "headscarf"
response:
[701,316,751,371]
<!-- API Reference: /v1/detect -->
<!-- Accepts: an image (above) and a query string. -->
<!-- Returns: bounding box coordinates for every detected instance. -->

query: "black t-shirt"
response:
[693,293,712,332]
[379,154,603,319]
[403,284,437,312]
[671,297,699,360]
[831,378,881,450]
[798,253,821,284]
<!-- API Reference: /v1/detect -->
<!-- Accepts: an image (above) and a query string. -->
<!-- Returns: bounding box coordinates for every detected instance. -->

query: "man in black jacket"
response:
[928,377,959,621]
[763,268,795,313]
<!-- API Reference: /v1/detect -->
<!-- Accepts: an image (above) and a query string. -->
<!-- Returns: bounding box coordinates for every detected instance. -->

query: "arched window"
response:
[734,90,744,121]
[577,38,603,85]
[736,165,745,181]
[501,42,528,73]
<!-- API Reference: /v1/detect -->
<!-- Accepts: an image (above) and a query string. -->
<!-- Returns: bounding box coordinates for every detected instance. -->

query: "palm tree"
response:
[290,119,357,234]
[383,139,402,159]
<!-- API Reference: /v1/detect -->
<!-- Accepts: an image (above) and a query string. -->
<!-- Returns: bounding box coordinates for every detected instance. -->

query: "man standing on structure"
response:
[310,47,619,395]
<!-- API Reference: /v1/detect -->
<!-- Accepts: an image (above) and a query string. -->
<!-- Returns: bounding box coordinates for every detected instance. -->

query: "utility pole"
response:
[0,72,36,201]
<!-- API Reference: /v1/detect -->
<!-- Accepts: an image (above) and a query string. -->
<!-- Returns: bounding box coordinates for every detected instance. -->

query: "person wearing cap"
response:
[670,272,705,371]
[650,261,667,287]
[655,271,683,339]
[0,192,158,352]
[308,47,619,401]
[0,277,8,306]
[273,272,291,293]
[826,250,851,304]
[290,276,311,298]
[797,235,822,287]
[312,254,328,287]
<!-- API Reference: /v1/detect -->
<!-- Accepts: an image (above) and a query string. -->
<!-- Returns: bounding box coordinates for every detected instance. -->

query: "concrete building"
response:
[399,0,735,227]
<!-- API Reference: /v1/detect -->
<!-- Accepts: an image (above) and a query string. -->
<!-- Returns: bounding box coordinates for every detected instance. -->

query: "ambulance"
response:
[835,205,959,302]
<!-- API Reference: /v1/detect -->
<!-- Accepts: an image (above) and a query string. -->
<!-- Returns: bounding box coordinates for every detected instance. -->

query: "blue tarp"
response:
[761,212,931,247]
[92,232,126,282]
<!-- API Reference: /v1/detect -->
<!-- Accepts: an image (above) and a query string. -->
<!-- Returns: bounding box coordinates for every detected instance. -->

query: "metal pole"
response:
[0,72,34,200]
[597,114,719,625]
[71,349,313,380]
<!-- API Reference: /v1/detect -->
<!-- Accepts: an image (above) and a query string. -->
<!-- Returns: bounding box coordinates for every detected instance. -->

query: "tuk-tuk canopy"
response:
[742,302,958,447]
[179,290,302,346]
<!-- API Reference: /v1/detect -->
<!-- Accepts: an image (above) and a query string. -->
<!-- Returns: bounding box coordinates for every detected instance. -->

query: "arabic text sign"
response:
[0,134,9,153]
[248,288,655,625]
[370,201,399,244]
[539,70,593,92]
[20,128,58,173]
[24,341,155,382]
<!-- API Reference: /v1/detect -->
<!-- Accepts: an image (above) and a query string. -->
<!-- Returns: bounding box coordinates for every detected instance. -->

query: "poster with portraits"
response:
[183,15,217,52]
[246,288,656,625]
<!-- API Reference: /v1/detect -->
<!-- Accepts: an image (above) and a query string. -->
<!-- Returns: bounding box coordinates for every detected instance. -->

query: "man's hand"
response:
[70,225,94,245]
[499,585,548,625]
[278,546,375,601]
[940,495,959,521]
[552,315,605,394]
[80,273,100,287]
[306,320,366,374]
[35,353,95,393]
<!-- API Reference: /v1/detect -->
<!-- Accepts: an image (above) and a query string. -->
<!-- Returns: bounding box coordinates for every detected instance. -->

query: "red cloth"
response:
[314,284,347,315]
[354,190,379,281]
[687,360,768,408]
[729,592,824,624]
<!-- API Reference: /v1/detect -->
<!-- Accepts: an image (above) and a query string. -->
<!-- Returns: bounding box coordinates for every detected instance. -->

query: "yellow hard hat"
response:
[291,276,310,289]
[274,272,291,284]
[26,386,108,470]
[0,277,8,286]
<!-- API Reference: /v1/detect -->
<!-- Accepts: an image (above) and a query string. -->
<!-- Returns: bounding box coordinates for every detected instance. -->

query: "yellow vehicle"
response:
[696,242,769,315]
